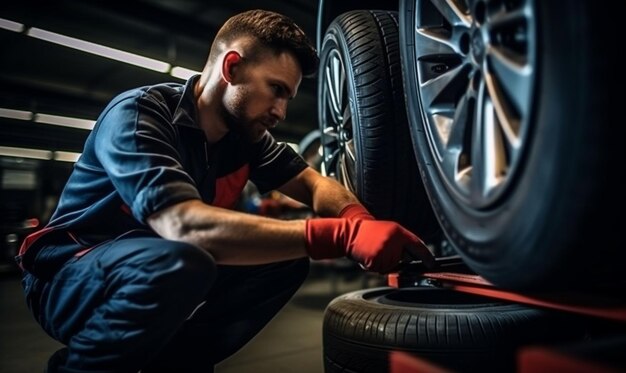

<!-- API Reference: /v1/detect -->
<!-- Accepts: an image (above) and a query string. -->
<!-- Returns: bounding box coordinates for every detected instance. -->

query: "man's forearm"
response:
[148,199,307,265]
[310,176,363,217]
[277,167,365,217]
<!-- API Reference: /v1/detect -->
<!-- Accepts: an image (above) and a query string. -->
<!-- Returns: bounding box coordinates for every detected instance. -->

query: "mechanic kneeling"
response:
[16,9,433,373]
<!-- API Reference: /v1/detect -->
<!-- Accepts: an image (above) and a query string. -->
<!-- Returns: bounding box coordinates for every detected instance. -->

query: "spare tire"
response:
[323,287,584,373]
[317,10,440,241]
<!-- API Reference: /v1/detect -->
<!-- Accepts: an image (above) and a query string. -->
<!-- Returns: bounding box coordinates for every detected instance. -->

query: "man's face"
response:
[222,51,302,143]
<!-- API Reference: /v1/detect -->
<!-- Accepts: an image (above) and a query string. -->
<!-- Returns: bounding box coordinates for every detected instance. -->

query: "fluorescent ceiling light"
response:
[27,27,171,73]
[0,108,33,121]
[34,113,95,130]
[0,18,24,33]
[171,66,200,80]
[0,146,82,163]
[53,151,81,162]
[2,17,199,80]
[1,107,95,130]
[0,146,52,160]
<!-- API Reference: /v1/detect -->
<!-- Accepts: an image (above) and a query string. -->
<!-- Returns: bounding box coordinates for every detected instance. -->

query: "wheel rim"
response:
[414,0,536,209]
[320,48,357,192]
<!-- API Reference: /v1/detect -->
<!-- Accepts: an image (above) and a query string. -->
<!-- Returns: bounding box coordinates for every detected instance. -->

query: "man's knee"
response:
[108,238,217,300]
[156,240,217,292]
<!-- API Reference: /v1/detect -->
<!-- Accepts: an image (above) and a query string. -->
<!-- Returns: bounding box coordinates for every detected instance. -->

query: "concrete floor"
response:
[0,261,383,373]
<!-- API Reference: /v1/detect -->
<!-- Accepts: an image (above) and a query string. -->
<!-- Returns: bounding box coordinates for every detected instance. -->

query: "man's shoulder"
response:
[112,81,185,105]
[99,82,186,119]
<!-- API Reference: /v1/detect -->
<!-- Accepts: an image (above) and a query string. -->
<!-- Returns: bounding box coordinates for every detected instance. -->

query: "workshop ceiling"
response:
[0,0,319,156]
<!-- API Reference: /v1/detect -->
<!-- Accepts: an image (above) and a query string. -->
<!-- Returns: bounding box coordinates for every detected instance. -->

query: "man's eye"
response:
[271,84,282,95]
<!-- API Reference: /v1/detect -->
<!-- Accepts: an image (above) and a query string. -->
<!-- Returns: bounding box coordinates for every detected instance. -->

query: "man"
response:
[18,9,433,372]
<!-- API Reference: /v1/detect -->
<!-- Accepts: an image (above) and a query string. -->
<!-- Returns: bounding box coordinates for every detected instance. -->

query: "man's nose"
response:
[271,99,287,122]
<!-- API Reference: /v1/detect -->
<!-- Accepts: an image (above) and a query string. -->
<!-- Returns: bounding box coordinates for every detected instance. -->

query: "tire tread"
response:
[322,10,440,239]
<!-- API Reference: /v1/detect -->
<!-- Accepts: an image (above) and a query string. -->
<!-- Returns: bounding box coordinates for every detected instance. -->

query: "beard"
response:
[221,87,267,144]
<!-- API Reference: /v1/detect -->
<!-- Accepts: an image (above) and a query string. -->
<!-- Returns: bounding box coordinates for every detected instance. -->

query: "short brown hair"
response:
[209,9,319,77]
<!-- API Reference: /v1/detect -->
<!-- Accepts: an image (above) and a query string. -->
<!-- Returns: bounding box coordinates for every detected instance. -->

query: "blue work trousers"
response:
[22,235,310,373]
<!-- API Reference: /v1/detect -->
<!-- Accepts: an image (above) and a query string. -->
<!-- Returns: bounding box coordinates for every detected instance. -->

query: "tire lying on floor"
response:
[323,288,584,373]
[317,10,440,242]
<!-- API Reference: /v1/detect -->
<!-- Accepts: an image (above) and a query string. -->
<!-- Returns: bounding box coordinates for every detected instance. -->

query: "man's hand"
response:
[305,218,434,273]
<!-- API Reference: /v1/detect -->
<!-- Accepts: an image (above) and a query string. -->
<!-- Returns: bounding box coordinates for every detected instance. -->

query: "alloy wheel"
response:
[414,0,536,208]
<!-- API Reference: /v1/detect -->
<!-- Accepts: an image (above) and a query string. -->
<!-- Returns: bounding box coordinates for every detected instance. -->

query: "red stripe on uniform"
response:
[18,227,55,257]
[17,227,56,271]
[212,164,250,209]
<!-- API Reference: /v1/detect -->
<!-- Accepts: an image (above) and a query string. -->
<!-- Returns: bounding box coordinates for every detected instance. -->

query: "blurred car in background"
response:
[0,216,38,273]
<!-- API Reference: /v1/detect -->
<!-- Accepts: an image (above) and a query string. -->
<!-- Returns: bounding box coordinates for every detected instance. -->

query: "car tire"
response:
[323,287,583,373]
[318,10,440,240]
[399,0,624,289]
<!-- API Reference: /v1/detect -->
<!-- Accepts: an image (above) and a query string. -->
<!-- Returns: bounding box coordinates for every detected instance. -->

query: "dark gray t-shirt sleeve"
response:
[93,91,201,223]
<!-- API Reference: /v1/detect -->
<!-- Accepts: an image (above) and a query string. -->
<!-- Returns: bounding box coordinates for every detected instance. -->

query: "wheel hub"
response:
[471,29,485,63]
[338,128,350,146]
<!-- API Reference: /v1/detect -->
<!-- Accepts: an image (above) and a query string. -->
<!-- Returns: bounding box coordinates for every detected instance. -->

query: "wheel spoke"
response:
[468,76,509,204]
[321,127,339,146]
[487,47,531,123]
[342,104,352,127]
[448,89,472,149]
[481,97,507,194]
[489,7,526,29]
[483,69,521,150]
[469,77,487,204]
[325,60,343,124]
[325,147,340,176]
[324,53,346,125]
[344,139,356,164]
[442,89,473,193]
[338,151,356,192]
[415,0,471,58]
[331,55,345,117]
[420,62,470,113]
[415,27,458,57]
[431,113,454,156]
[429,0,471,27]
[324,79,339,126]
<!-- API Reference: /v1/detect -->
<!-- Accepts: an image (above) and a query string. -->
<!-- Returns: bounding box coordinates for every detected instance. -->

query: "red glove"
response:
[337,203,375,220]
[305,218,434,273]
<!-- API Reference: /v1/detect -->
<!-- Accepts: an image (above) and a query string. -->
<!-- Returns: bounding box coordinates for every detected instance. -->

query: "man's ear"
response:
[222,51,242,83]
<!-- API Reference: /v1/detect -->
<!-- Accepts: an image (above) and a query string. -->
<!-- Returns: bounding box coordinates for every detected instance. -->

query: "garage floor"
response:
[0,262,383,373]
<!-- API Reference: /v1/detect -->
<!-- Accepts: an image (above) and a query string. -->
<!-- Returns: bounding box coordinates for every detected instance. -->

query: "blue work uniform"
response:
[18,75,310,373]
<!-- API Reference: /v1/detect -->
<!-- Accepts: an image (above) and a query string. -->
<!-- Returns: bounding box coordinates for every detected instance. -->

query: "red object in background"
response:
[390,351,451,373]
[518,346,623,373]
[22,218,40,229]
